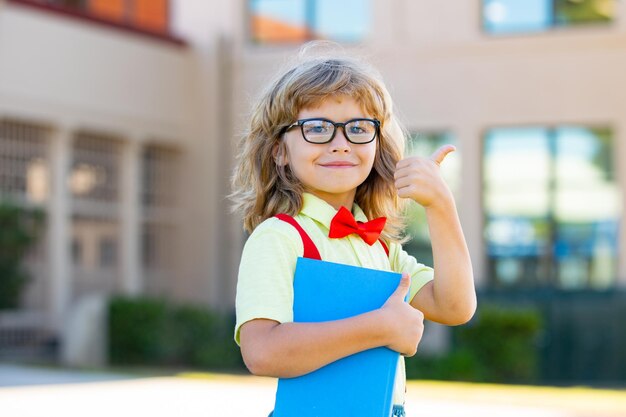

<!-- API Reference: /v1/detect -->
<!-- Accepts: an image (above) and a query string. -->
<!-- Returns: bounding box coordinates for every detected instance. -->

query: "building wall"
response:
[0,2,190,135]
[0,0,225,336]
[1,0,626,348]
[231,0,626,288]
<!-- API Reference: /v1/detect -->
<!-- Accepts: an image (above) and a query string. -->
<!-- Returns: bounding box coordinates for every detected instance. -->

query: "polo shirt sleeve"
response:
[389,243,434,304]
[234,218,303,345]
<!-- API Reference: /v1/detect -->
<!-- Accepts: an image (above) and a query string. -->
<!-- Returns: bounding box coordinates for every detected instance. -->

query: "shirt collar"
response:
[300,193,368,230]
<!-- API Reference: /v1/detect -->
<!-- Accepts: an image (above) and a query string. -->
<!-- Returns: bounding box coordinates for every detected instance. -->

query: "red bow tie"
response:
[328,206,387,246]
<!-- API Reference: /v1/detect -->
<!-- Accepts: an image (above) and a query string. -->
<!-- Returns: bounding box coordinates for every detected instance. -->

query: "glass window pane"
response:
[554,127,619,221]
[483,0,552,34]
[72,217,120,296]
[0,120,49,204]
[88,0,126,22]
[483,126,620,289]
[555,0,616,26]
[250,0,309,43]
[483,128,552,287]
[51,0,88,10]
[484,128,550,217]
[142,146,180,209]
[249,0,370,43]
[133,0,169,33]
[71,133,121,205]
[72,238,83,266]
[99,237,117,268]
[315,0,371,42]
[483,0,616,34]
[554,127,619,289]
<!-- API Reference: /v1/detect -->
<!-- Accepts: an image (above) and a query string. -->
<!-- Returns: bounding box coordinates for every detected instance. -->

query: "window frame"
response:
[246,0,371,45]
[481,0,617,37]
[481,123,620,290]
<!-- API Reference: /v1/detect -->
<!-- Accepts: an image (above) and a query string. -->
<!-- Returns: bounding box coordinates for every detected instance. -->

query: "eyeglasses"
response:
[283,118,380,144]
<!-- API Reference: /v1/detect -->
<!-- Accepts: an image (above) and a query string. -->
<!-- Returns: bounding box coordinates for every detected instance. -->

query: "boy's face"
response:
[281,95,377,210]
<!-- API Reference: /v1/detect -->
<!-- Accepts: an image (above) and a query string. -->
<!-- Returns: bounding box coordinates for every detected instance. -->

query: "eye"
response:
[303,120,332,135]
[348,120,375,134]
[349,125,366,134]
[308,126,327,133]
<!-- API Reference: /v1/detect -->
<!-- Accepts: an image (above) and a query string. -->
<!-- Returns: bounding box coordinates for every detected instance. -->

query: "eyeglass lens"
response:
[301,119,377,143]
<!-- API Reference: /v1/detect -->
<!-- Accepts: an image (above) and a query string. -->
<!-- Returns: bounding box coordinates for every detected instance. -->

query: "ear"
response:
[273,142,289,166]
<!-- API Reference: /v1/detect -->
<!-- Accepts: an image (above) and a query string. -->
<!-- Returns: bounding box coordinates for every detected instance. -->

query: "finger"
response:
[392,274,411,299]
[429,144,456,166]
[396,186,413,200]
[394,160,421,180]
[396,156,422,171]
[395,158,412,171]
[394,169,411,182]
[395,175,420,189]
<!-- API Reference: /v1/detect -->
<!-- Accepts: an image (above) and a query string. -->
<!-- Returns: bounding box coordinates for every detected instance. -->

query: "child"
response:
[230,42,476,416]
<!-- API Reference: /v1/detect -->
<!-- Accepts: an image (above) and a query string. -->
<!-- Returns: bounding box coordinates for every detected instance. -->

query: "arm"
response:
[239,274,423,378]
[395,145,477,325]
[412,198,476,325]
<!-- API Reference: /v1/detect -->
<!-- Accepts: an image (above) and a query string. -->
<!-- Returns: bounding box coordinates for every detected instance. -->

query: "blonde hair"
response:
[230,42,409,243]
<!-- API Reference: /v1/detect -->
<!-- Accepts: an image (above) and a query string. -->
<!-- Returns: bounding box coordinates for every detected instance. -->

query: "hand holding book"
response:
[380,273,424,357]
[274,259,425,417]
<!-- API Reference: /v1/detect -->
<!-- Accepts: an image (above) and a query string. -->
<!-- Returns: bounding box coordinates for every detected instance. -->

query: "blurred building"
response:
[1,0,625,380]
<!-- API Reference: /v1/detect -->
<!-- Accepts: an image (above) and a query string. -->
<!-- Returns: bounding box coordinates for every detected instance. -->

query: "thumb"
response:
[430,144,456,166]
[392,273,411,300]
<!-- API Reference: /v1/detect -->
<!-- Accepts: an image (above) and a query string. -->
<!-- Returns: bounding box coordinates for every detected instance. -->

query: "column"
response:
[456,124,487,288]
[617,0,626,34]
[48,126,72,331]
[120,139,143,295]
[616,118,626,287]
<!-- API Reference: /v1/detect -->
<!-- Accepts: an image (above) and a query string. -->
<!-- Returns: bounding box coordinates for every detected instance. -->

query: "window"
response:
[70,133,121,296]
[0,120,49,204]
[71,238,83,266]
[483,0,616,35]
[403,132,460,268]
[249,0,371,44]
[142,222,178,296]
[71,132,121,206]
[42,0,170,34]
[142,146,180,209]
[141,145,180,296]
[483,126,620,289]
[99,236,117,268]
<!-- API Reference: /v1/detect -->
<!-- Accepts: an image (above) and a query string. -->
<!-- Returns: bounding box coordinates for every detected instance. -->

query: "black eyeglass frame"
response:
[282,117,381,144]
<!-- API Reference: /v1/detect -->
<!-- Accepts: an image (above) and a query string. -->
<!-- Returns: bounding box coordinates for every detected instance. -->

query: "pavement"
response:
[0,363,624,417]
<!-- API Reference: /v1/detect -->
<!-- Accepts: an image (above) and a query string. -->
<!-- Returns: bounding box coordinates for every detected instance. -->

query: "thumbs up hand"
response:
[394,144,456,208]
[379,273,424,357]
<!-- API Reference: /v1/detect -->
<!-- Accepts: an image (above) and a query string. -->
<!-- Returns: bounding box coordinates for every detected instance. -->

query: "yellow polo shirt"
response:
[235,192,434,405]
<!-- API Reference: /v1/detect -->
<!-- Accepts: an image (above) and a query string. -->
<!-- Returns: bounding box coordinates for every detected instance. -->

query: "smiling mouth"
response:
[319,162,357,168]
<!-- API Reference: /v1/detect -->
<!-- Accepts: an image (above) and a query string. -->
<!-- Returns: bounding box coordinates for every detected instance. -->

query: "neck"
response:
[306,190,355,212]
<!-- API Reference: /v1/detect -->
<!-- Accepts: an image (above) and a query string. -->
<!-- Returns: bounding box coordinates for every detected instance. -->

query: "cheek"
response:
[362,144,377,166]
[283,144,312,177]
[282,136,301,167]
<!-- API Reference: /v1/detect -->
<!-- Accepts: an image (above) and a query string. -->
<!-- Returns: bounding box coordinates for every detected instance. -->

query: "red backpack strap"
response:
[379,239,389,257]
[274,214,322,260]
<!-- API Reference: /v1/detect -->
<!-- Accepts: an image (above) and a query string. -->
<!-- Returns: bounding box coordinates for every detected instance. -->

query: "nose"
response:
[329,126,351,152]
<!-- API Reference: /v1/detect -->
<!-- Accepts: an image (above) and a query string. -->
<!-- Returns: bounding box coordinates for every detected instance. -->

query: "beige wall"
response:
[2,0,626,331]
[0,3,191,136]
[0,0,224,327]
[231,0,626,287]
[0,0,248,314]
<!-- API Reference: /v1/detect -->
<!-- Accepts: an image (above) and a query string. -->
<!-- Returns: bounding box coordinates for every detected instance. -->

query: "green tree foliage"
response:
[108,297,243,370]
[406,304,543,383]
[0,200,45,309]
[555,0,615,25]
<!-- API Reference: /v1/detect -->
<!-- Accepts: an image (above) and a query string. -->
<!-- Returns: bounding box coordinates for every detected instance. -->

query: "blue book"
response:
[273,257,404,417]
